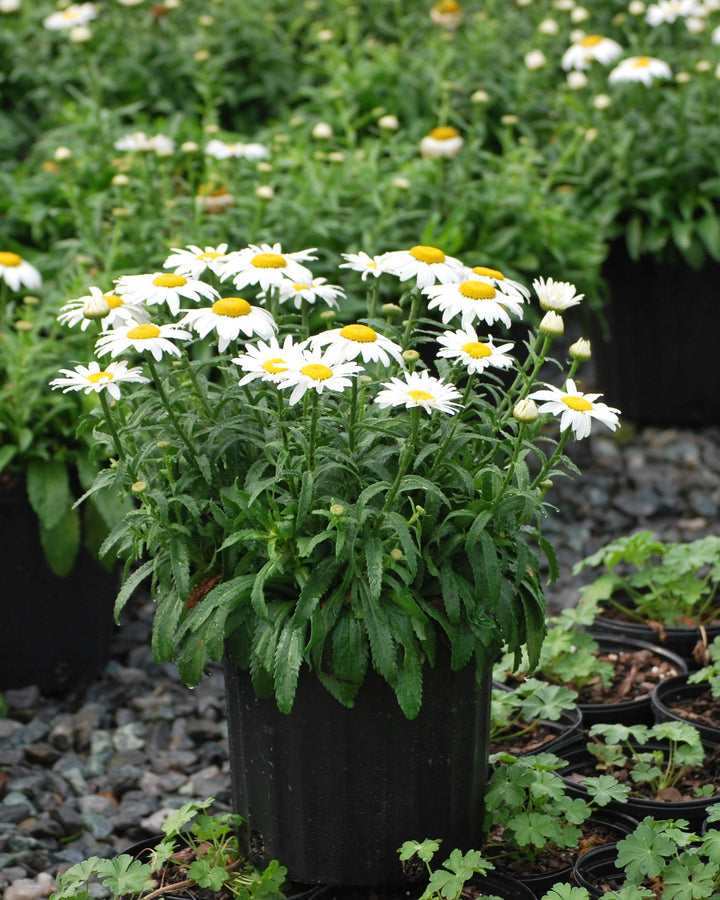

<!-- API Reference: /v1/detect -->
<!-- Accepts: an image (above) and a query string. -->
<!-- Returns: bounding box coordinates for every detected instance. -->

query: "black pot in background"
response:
[590,613,720,670]
[652,674,720,745]
[578,634,688,727]
[572,843,624,899]
[224,654,492,887]
[559,739,720,830]
[596,243,720,427]
[0,481,117,694]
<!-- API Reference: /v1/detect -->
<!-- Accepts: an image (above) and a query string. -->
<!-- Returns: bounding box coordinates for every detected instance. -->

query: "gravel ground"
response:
[1,424,719,899]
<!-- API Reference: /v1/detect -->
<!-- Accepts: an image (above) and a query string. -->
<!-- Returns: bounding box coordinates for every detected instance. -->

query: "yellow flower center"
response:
[633,57,651,68]
[153,274,187,288]
[409,245,445,264]
[301,363,333,381]
[251,252,286,268]
[462,341,492,359]
[563,395,593,411]
[103,293,123,308]
[198,251,222,260]
[340,323,377,343]
[472,266,504,281]
[127,323,161,339]
[87,371,113,383]
[408,390,435,402]
[293,283,309,291]
[212,297,251,317]
[459,280,496,300]
[262,357,288,374]
[0,252,22,267]
[428,127,460,141]
[581,35,603,47]
[437,0,461,10]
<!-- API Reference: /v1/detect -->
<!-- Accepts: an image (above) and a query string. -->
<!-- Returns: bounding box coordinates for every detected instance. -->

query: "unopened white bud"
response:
[539,310,565,336]
[513,398,539,422]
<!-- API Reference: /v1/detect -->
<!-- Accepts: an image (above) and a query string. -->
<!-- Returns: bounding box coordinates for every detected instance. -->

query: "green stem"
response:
[307,390,320,470]
[528,428,572,491]
[145,354,211,483]
[401,288,423,348]
[376,407,421,529]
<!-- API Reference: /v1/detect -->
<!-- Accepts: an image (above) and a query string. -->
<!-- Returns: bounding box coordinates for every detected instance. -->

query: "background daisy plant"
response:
[53,239,619,716]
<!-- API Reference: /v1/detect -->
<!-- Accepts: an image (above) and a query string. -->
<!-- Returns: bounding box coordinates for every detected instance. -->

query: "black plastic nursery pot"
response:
[651,674,720,745]
[572,843,624,899]
[579,633,688,727]
[223,654,492,887]
[0,480,117,694]
[596,243,720,427]
[590,613,720,669]
[558,739,720,830]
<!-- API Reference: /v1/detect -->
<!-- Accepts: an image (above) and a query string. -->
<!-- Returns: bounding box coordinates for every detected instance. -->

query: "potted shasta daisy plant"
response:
[52,239,620,886]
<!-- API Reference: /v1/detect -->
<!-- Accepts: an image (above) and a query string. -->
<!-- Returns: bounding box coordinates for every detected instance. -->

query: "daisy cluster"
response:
[52,241,619,441]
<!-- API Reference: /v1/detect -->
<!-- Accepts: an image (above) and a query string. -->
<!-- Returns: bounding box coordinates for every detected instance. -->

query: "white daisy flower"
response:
[50,360,148,401]
[379,245,465,289]
[148,134,175,157]
[114,131,154,152]
[0,251,41,292]
[163,244,230,279]
[467,265,531,302]
[714,24,720,44]
[609,56,672,85]
[114,272,219,316]
[375,370,462,416]
[424,279,525,329]
[436,327,515,375]
[309,323,404,367]
[339,251,387,280]
[273,277,345,310]
[419,127,464,159]
[178,297,277,352]
[233,335,307,386]
[277,349,363,406]
[44,2,97,29]
[215,243,317,292]
[529,378,620,440]
[646,0,702,25]
[533,277,584,311]
[561,34,624,70]
[58,286,150,331]
[95,321,192,361]
[204,139,269,160]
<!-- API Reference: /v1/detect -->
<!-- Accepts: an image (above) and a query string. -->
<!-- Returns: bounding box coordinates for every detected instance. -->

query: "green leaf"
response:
[274,623,304,713]
[39,505,81,577]
[26,458,73,532]
[98,855,155,896]
[365,535,384,601]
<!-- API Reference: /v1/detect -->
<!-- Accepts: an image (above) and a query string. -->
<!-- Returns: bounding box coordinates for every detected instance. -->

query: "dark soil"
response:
[576,648,681,705]
[490,720,577,757]
[665,687,720,731]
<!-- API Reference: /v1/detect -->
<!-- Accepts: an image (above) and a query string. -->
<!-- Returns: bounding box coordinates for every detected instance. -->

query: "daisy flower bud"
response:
[569,338,592,360]
[513,398,539,422]
[539,311,565,336]
[330,504,345,516]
